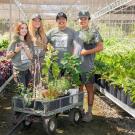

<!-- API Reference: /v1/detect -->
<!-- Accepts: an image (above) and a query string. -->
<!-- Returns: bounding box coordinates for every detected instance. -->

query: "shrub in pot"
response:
[120,89,127,104]
[115,86,121,100]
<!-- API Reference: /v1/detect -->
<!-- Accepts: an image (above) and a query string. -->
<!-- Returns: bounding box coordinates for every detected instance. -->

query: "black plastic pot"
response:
[109,84,113,94]
[127,95,135,108]
[109,84,117,97]
[116,86,121,100]
[121,89,127,104]
[100,79,106,88]
[105,82,110,93]
[105,81,110,92]
[94,74,101,85]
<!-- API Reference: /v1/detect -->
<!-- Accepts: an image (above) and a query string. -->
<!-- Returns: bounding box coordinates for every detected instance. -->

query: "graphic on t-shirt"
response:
[55,34,68,51]
[21,49,30,64]
[34,47,43,56]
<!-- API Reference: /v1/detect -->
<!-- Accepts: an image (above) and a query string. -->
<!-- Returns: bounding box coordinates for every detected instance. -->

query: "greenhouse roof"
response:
[0,0,134,21]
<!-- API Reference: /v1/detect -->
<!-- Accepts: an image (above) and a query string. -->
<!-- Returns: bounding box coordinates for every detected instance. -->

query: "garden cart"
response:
[10,90,84,135]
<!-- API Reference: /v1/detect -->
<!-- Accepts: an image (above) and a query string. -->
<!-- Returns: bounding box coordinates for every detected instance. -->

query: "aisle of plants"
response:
[95,36,135,107]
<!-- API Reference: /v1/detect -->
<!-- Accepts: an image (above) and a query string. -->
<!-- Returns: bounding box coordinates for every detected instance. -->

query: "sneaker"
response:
[82,112,92,122]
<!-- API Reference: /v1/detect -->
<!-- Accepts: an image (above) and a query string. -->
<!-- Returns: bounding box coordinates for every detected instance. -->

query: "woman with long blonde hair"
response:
[29,14,47,57]
[28,14,47,85]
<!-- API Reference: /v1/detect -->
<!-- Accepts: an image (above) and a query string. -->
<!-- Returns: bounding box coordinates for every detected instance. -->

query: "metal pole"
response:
[19,9,20,21]
[9,0,12,41]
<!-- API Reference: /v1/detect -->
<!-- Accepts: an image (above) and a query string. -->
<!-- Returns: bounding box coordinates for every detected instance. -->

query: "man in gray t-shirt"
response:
[47,12,81,64]
[77,10,104,122]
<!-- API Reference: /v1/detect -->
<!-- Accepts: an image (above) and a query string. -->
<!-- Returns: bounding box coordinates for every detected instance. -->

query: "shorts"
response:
[80,71,94,85]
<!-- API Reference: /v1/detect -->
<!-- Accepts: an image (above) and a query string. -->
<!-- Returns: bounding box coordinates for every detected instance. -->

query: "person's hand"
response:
[22,43,28,50]
[14,44,22,53]
[19,42,29,51]
[80,49,88,56]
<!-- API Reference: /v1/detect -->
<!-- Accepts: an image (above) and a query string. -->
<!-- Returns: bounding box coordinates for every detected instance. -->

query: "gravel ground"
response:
[93,91,135,135]
[0,83,135,135]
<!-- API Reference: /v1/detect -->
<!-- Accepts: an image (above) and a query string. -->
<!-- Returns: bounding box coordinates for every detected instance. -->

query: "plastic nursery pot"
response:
[100,78,106,88]
[105,80,110,92]
[109,84,117,97]
[120,89,127,104]
[94,74,101,85]
[127,95,135,108]
[106,83,112,93]
[109,84,114,95]
[115,86,121,100]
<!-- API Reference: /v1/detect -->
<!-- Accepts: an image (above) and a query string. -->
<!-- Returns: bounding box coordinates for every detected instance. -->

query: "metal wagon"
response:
[11,91,84,135]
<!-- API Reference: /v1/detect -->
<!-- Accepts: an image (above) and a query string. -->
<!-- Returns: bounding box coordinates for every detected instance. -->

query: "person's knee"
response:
[79,84,84,91]
[85,83,93,90]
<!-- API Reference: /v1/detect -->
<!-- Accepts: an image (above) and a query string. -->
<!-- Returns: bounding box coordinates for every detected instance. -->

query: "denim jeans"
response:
[14,69,32,88]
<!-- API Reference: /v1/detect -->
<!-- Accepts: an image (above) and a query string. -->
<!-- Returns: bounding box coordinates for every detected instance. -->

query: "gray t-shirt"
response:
[7,41,33,71]
[47,27,81,63]
[33,32,47,59]
[77,28,103,72]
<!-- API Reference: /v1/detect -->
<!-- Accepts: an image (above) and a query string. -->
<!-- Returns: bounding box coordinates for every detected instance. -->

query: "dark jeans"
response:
[14,69,32,88]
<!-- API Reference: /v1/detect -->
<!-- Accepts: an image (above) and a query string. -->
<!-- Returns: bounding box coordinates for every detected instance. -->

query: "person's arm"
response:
[6,43,21,59]
[81,30,104,56]
[80,42,103,55]
[43,34,48,51]
[6,51,15,59]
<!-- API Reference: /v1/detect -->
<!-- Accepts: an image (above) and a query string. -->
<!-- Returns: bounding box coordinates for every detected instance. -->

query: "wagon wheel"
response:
[69,108,82,125]
[12,111,22,125]
[43,117,57,135]
[23,118,32,129]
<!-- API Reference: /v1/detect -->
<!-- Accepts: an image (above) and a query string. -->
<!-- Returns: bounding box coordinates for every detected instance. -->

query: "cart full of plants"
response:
[11,45,84,135]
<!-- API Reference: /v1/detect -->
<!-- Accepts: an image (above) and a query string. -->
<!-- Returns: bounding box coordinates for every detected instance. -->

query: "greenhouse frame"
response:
[0,0,135,135]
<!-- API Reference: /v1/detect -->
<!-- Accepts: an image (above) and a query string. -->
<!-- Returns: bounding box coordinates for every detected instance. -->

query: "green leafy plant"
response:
[61,53,81,87]
[95,37,135,103]
[42,45,60,84]
[42,47,82,100]
[47,77,71,100]
[16,83,33,105]
[0,36,9,50]
[17,83,33,98]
